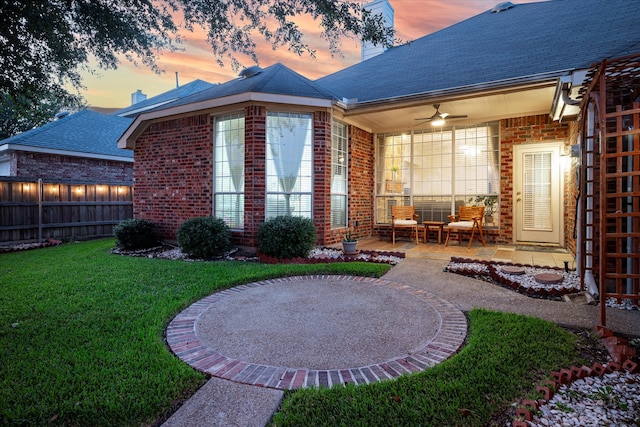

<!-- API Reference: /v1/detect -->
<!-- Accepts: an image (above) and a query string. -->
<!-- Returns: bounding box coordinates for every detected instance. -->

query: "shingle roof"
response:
[152,63,336,112]
[114,79,215,117]
[1,109,133,158]
[316,0,640,103]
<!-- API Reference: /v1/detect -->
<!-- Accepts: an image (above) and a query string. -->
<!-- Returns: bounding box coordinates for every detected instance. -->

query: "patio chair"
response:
[445,205,486,248]
[391,205,419,244]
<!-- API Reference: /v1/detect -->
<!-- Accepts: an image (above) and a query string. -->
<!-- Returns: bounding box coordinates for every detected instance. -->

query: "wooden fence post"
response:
[38,178,43,243]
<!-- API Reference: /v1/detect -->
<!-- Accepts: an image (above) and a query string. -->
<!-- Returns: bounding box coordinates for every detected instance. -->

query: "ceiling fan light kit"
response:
[430,117,446,126]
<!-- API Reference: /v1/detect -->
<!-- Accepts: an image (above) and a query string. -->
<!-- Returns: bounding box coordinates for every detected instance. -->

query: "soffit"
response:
[340,84,557,134]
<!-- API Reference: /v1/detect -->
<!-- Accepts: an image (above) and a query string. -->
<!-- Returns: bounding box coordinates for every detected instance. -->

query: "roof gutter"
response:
[550,69,588,122]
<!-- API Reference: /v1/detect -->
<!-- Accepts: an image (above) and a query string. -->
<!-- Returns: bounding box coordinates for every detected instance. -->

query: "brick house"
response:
[0,109,134,182]
[117,0,640,259]
[0,79,214,184]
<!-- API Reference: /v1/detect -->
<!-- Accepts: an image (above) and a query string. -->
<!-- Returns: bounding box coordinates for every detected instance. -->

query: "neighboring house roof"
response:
[1,79,216,162]
[153,63,336,112]
[1,109,133,161]
[316,0,640,103]
[114,79,216,117]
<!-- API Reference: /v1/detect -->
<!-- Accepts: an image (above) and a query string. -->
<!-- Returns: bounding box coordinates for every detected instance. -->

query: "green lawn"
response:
[0,239,589,426]
[272,309,583,426]
[0,239,389,426]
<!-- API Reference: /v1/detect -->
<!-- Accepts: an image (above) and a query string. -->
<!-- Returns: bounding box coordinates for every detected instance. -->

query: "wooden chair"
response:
[391,205,419,244]
[445,206,486,248]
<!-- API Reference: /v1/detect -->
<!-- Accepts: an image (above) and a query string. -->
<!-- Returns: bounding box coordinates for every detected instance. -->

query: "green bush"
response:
[177,216,232,258]
[257,216,317,259]
[113,218,159,250]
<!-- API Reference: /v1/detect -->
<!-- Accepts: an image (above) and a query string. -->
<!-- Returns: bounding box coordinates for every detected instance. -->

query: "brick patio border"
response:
[166,275,467,390]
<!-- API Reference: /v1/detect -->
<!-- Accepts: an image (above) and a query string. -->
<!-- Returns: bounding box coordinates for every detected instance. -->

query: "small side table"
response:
[423,221,445,244]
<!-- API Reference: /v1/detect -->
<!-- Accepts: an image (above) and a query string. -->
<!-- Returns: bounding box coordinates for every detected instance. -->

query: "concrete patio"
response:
[342,236,576,270]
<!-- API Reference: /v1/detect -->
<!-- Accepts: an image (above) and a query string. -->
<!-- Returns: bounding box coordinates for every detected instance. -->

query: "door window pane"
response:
[523,151,552,230]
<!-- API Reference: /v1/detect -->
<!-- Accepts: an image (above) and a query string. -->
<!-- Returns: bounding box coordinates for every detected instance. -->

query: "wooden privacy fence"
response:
[0,178,133,245]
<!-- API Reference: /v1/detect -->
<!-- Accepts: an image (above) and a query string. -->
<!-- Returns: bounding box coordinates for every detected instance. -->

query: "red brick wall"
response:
[348,126,374,242]
[564,121,579,255]
[133,114,214,241]
[242,105,266,248]
[313,111,331,244]
[132,111,574,250]
[132,107,341,248]
[14,152,132,183]
[324,126,374,245]
[499,114,572,247]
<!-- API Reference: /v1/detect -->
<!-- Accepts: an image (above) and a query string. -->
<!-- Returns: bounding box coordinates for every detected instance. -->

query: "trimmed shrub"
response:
[113,219,158,250]
[177,216,232,258]
[257,216,317,259]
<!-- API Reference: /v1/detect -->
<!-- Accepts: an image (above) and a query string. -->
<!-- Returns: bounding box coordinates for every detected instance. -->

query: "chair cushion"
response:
[394,219,417,226]
[447,221,474,229]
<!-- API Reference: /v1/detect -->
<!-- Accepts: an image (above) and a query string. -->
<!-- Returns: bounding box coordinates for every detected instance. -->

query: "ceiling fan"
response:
[415,104,468,126]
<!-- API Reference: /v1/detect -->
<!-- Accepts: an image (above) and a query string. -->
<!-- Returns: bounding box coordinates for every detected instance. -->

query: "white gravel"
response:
[447,261,639,311]
[114,245,404,264]
[308,247,404,264]
[525,370,640,427]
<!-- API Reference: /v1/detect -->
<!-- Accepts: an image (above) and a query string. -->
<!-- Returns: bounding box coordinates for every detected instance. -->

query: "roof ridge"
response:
[266,63,336,99]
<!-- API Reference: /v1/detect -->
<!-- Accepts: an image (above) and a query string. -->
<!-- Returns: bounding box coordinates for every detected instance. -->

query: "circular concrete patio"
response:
[166,276,467,390]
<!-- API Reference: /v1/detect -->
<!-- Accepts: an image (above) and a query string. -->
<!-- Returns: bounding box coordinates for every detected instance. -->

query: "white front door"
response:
[513,142,563,244]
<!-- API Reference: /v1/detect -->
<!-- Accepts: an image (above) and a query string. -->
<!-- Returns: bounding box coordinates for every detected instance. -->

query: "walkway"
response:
[162,248,638,427]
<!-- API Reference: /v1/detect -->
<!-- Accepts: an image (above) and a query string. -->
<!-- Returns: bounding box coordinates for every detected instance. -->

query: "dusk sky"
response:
[81,1,539,108]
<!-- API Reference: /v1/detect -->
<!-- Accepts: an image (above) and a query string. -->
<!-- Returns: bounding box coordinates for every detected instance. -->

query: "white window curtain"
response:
[214,114,244,228]
[266,112,313,218]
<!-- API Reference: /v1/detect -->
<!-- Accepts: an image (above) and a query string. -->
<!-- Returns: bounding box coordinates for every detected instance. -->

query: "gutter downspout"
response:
[583,102,599,297]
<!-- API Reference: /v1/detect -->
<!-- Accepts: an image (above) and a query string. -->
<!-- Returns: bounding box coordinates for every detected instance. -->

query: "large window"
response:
[375,123,500,226]
[0,158,9,176]
[266,112,313,219]
[214,114,244,229]
[331,120,348,228]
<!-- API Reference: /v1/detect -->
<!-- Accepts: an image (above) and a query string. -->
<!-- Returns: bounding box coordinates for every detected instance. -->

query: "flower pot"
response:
[342,240,358,254]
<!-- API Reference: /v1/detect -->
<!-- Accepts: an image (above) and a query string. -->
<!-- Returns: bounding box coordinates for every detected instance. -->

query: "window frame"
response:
[213,113,245,230]
[265,111,314,219]
[330,120,348,229]
[374,122,500,226]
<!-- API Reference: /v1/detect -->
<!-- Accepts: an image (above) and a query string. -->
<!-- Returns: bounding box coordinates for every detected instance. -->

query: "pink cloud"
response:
[82,1,534,106]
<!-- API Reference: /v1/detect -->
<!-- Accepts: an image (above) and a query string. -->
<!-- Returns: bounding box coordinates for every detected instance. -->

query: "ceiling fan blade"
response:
[415,104,467,124]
